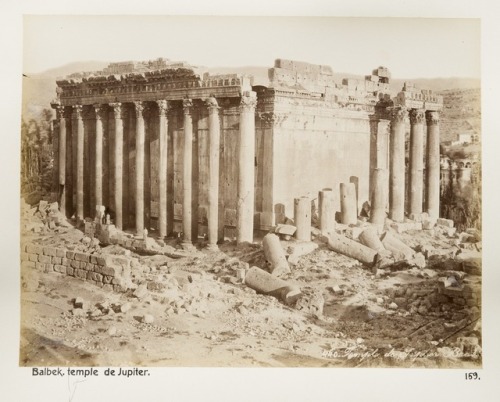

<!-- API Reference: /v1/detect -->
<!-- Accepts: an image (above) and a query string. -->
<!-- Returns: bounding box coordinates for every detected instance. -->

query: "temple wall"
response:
[270,97,371,223]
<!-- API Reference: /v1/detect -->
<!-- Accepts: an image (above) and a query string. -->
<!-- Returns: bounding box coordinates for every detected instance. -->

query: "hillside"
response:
[437,88,481,144]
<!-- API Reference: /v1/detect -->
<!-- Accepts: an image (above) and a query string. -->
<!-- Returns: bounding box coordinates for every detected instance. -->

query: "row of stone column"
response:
[373,107,440,222]
[54,91,258,248]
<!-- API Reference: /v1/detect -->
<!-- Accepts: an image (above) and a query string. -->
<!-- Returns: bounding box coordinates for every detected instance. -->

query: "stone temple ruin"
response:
[49,57,443,247]
[21,58,483,368]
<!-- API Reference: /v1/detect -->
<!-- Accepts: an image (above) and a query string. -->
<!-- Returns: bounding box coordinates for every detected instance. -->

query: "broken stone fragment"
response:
[142,314,154,324]
[74,297,85,309]
[437,218,454,228]
[120,302,132,313]
[274,224,297,237]
[262,233,290,276]
[409,252,426,269]
[133,284,149,300]
[244,266,302,304]
[108,326,117,336]
[321,232,377,267]
[380,232,415,261]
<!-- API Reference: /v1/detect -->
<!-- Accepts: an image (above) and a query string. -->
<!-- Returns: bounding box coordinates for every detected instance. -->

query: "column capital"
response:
[409,108,425,125]
[54,105,67,120]
[73,104,83,119]
[156,100,170,116]
[183,98,193,114]
[425,110,440,125]
[389,106,408,123]
[94,104,105,120]
[109,102,122,119]
[205,96,219,113]
[134,101,144,117]
[240,91,257,110]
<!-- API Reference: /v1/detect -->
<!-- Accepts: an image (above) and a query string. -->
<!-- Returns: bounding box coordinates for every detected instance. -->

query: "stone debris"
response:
[142,314,154,324]
[274,224,297,240]
[74,297,85,309]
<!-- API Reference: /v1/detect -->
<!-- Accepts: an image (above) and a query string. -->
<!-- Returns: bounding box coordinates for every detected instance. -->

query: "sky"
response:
[23,16,480,79]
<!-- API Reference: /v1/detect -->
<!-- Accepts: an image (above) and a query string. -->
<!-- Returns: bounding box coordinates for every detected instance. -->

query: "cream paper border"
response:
[1,1,499,401]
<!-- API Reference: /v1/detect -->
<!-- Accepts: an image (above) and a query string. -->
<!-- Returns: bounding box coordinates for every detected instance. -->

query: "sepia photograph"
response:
[2,2,499,400]
[19,15,483,369]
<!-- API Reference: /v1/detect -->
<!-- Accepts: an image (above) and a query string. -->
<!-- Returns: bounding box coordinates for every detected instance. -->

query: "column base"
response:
[206,244,219,252]
[181,241,197,252]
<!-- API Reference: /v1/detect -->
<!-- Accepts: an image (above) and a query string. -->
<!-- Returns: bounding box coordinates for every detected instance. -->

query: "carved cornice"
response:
[156,100,169,117]
[409,109,425,125]
[425,110,440,125]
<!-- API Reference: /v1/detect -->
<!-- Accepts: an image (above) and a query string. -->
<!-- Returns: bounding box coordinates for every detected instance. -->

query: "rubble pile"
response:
[20,197,482,368]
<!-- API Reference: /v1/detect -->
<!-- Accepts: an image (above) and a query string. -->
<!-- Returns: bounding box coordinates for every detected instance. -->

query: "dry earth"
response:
[20,201,482,368]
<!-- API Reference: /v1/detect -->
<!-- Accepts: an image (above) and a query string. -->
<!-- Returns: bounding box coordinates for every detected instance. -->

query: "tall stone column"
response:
[110,103,123,229]
[409,109,425,217]
[370,168,388,225]
[206,97,220,250]
[55,105,67,215]
[94,104,104,208]
[182,98,194,246]
[389,107,408,222]
[237,91,257,244]
[294,197,311,241]
[318,189,335,235]
[134,101,145,235]
[426,111,440,219]
[157,100,169,239]
[74,105,84,221]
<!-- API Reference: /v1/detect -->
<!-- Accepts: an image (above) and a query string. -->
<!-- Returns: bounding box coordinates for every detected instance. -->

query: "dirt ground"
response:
[19,201,482,368]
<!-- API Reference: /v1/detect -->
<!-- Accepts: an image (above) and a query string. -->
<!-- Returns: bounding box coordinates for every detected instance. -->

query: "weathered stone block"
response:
[437,218,454,228]
[51,257,62,265]
[28,254,38,262]
[74,252,90,262]
[43,247,57,256]
[96,256,106,266]
[113,285,126,293]
[56,248,66,258]
[61,258,69,266]
[21,261,36,269]
[66,251,75,259]
[35,262,46,271]
[38,255,51,263]
[21,253,29,262]
[54,264,65,273]
[90,255,98,264]
[103,275,113,284]
[76,269,87,279]
[92,272,103,282]
[66,266,74,276]
[70,260,80,269]
[102,284,113,292]
[26,244,43,254]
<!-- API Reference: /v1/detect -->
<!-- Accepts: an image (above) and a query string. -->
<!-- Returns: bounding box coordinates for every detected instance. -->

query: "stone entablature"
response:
[56,64,252,106]
[395,82,443,111]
